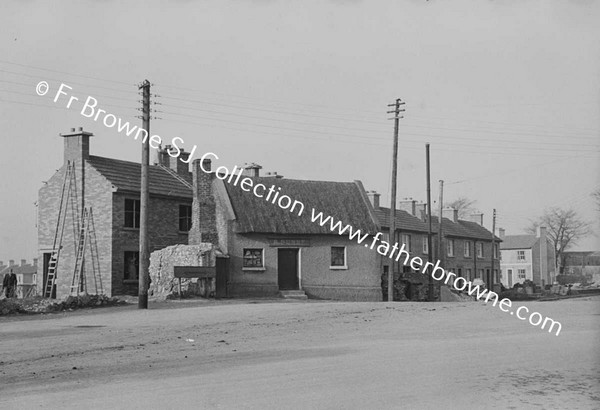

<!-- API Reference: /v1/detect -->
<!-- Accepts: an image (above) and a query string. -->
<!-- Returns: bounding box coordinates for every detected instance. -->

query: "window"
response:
[401,234,411,252]
[447,240,454,257]
[464,241,471,258]
[517,250,525,261]
[243,248,264,269]
[476,242,484,258]
[518,269,526,279]
[331,246,347,268]
[466,269,472,280]
[124,199,140,228]
[457,268,462,278]
[493,244,499,259]
[422,237,428,254]
[123,251,139,281]
[478,269,484,278]
[179,204,192,232]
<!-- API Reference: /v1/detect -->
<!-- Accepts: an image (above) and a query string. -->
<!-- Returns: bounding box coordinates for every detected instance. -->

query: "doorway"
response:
[277,248,299,290]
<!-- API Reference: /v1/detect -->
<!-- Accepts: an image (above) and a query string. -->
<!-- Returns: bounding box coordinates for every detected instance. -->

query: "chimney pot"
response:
[21,259,26,266]
[33,258,38,266]
[9,260,15,266]
[78,127,83,131]
[498,228,505,239]
[70,127,75,132]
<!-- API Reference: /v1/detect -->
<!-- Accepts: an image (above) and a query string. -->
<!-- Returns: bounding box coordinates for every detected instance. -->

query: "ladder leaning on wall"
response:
[70,207,103,296]
[44,161,80,298]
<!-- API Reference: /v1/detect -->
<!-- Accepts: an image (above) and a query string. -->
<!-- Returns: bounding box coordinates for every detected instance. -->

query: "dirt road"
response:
[1,297,599,409]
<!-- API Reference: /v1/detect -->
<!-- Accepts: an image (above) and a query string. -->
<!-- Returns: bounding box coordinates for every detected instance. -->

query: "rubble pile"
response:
[148,243,216,299]
[0,294,126,315]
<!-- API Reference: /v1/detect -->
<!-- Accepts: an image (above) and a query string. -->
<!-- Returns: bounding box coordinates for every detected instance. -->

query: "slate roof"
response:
[375,207,499,241]
[223,177,379,235]
[88,156,192,199]
[499,235,538,250]
[0,263,37,276]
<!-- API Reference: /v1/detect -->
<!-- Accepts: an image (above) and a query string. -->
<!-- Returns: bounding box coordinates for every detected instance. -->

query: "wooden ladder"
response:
[70,207,103,296]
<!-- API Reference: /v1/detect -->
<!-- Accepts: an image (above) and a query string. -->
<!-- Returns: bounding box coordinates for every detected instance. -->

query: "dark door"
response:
[278,249,299,290]
[215,256,228,298]
[486,269,491,287]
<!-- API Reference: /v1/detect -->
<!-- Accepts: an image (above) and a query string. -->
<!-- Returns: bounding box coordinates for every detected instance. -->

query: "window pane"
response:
[331,247,345,266]
[243,249,263,268]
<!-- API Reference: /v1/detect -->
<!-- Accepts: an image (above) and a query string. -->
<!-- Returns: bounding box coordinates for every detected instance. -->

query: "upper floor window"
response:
[476,242,484,258]
[493,244,499,259]
[179,204,192,232]
[447,240,454,257]
[124,199,140,228]
[401,234,411,253]
[464,241,471,258]
[422,237,428,254]
[331,246,347,268]
[517,250,525,261]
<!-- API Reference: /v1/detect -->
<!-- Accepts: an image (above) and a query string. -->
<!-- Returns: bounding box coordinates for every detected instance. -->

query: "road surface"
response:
[1,297,599,409]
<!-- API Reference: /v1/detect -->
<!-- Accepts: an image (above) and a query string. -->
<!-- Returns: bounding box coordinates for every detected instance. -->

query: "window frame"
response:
[242,248,265,271]
[518,269,526,279]
[401,234,411,253]
[447,239,455,257]
[178,204,193,232]
[422,236,428,254]
[124,198,140,229]
[517,250,525,261]
[464,240,471,258]
[330,246,347,270]
[123,251,140,282]
[476,242,484,258]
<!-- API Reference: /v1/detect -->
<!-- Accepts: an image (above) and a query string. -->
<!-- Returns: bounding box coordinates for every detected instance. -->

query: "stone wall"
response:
[148,244,216,299]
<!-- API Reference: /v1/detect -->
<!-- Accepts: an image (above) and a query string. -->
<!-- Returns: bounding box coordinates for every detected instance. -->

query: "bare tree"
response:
[445,197,477,219]
[526,207,591,272]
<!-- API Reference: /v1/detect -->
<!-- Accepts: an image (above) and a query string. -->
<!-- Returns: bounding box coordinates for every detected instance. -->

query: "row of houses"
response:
[0,259,37,297]
[37,127,506,301]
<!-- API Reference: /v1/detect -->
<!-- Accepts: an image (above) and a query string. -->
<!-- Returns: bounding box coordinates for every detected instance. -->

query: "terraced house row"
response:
[37,127,499,301]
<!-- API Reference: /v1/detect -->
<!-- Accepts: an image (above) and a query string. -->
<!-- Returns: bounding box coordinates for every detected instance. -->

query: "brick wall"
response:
[111,192,191,295]
[37,161,113,298]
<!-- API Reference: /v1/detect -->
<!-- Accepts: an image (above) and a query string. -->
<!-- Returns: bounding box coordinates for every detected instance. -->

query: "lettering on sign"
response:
[268,238,311,247]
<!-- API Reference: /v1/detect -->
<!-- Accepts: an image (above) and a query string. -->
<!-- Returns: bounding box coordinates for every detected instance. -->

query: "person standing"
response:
[3,270,12,298]
[9,270,17,298]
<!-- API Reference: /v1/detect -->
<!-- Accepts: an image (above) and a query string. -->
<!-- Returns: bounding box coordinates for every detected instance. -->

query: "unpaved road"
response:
[1,297,599,409]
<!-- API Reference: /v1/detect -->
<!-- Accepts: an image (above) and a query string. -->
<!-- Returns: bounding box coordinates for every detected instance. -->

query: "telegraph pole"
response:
[490,208,496,288]
[387,98,405,302]
[138,80,150,309]
[426,144,435,302]
[437,180,444,267]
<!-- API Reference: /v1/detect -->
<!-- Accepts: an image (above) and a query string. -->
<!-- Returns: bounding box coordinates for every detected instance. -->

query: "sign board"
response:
[268,238,311,247]
[173,266,216,279]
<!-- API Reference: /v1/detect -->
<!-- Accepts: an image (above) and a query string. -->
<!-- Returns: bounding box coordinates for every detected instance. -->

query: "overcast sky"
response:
[1,0,599,262]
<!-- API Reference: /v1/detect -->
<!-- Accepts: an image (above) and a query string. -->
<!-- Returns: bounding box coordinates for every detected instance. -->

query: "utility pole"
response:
[437,179,444,267]
[138,80,150,309]
[490,208,496,288]
[386,98,405,302]
[426,144,435,302]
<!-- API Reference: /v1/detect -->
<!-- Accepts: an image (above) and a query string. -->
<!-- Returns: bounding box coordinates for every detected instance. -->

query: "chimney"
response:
[0,261,4,269]
[442,207,459,223]
[21,259,26,266]
[243,163,262,177]
[417,203,428,222]
[189,158,218,246]
[366,191,380,210]
[467,212,484,226]
[60,127,93,165]
[263,171,283,179]
[158,145,190,176]
[498,228,505,240]
[9,260,15,267]
[398,198,417,216]
[33,258,38,267]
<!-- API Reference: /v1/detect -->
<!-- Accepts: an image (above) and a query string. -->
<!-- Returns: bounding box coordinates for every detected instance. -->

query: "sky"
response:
[0,0,599,263]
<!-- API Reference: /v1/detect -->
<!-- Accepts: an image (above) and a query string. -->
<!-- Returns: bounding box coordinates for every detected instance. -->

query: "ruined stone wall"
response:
[148,244,215,299]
